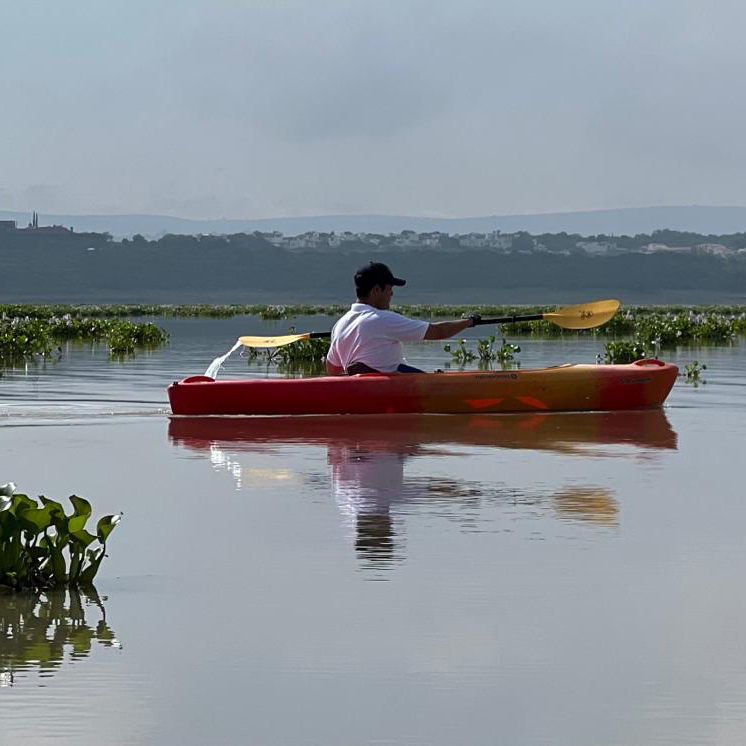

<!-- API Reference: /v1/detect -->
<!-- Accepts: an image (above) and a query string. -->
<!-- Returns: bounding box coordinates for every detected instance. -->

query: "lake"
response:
[2,315,746,745]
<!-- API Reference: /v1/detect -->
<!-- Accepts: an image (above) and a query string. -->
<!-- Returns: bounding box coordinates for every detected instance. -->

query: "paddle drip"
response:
[205,341,242,379]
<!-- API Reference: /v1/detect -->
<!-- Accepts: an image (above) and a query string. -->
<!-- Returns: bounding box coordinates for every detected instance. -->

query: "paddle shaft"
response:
[238,300,618,349]
[475,313,543,326]
[306,313,543,339]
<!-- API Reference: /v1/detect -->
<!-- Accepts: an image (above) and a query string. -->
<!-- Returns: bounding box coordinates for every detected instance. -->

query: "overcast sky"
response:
[2,0,745,219]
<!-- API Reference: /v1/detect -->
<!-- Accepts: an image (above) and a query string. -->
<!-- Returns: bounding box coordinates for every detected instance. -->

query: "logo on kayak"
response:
[474,373,518,380]
[620,376,651,385]
[580,310,593,319]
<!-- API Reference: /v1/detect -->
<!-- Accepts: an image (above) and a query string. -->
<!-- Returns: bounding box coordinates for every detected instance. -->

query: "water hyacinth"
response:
[444,336,521,368]
[243,335,331,376]
[1,302,745,341]
[0,315,168,366]
[0,484,121,590]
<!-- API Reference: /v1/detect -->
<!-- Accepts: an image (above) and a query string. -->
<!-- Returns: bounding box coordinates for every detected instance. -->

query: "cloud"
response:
[3,1,746,217]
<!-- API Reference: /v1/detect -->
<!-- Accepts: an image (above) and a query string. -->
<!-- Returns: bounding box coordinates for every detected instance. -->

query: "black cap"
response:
[354,262,406,295]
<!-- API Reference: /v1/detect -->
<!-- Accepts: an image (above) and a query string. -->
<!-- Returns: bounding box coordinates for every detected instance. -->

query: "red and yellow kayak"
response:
[167,359,677,416]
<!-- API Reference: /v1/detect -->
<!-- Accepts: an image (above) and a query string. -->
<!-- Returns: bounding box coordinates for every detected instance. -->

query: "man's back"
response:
[327,303,429,373]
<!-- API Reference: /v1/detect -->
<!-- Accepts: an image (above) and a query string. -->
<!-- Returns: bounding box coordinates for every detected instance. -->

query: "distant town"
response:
[254,229,746,257]
[2,212,746,257]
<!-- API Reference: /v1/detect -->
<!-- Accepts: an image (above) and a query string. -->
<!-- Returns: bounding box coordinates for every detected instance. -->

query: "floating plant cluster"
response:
[0,482,120,591]
[0,313,168,366]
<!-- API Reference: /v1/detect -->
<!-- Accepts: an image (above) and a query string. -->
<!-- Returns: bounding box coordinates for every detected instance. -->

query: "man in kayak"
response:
[326,261,477,375]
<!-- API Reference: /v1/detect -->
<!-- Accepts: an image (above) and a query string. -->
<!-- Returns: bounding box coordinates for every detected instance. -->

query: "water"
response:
[2,316,746,745]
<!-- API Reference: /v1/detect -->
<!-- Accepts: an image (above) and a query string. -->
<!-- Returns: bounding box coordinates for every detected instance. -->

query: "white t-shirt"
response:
[327,303,429,373]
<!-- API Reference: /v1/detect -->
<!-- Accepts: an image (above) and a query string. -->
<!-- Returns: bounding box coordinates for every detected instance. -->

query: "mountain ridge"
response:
[3,205,746,239]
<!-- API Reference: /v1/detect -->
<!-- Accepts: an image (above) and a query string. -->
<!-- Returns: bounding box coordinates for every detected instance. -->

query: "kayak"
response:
[167,358,678,416]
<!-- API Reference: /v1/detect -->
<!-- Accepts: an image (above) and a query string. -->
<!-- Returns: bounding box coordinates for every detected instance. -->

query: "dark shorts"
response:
[346,362,424,375]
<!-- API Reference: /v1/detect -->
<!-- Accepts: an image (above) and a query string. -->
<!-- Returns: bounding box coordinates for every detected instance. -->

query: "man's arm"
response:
[423,318,474,341]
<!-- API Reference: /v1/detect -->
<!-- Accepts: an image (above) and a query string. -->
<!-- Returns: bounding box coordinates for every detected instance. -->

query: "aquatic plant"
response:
[444,336,521,368]
[443,339,475,364]
[0,482,120,591]
[601,339,651,364]
[0,587,119,686]
[476,336,521,364]
[106,320,168,354]
[3,303,746,345]
[241,333,330,375]
[682,360,707,385]
[0,315,168,366]
[275,336,330,367]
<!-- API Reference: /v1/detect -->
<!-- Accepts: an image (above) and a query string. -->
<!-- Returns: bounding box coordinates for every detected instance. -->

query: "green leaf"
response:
[96,514,121,544]
[17,506,53,534]
[11,494,37,514]
[78,548,105,586]
[39,496,65,517]
[69,551,81,582]
[69,495,92,518]
[68,514,89,533]
[48,542,67,584]
[69,529,97,549]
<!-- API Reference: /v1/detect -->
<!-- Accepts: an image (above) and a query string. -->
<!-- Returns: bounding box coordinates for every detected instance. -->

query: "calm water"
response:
[2,316,746,745]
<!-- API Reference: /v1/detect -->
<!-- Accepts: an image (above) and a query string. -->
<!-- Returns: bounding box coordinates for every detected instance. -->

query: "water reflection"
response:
[552,487,618,526]
[169,410,677,454]
[170,411,677,574]
[1,588,120,687]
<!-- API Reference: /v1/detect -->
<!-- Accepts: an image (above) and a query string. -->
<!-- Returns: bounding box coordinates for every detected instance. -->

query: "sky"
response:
[1,0,746,219]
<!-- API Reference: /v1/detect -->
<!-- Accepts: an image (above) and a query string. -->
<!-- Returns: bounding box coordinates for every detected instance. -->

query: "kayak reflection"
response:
[169,411,677,574]
[169,410,677,456]
[0,588,120,687]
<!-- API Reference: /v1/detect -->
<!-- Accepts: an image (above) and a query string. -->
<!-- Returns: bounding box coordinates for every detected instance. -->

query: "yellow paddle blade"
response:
[239,333,311,348]
[543,299,620,329]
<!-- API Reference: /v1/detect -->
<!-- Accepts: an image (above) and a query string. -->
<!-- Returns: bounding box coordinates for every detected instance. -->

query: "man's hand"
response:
[461,313,481,328]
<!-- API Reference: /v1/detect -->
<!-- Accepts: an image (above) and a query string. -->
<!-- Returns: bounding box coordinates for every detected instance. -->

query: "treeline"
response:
[2,233,746,302]
[4,227,746,252]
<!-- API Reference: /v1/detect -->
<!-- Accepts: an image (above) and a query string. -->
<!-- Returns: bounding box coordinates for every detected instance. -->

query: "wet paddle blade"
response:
[239,333,311,348]
[544,299,620,329]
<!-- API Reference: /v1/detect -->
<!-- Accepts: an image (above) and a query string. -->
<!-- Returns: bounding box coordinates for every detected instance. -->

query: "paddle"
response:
[237,299,620,348]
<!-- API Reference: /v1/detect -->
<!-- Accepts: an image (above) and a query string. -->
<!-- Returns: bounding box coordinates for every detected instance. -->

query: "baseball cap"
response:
[354,262,406,294]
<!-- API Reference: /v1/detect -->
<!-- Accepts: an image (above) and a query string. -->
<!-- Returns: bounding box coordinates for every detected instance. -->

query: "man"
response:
[325,262,477,375]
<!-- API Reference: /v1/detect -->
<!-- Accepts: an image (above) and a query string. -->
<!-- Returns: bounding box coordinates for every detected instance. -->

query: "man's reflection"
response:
[329,443,409,571]
[169,410,677,574]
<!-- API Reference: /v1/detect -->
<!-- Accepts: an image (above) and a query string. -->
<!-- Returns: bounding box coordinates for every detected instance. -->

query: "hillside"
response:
[3,205,746,239]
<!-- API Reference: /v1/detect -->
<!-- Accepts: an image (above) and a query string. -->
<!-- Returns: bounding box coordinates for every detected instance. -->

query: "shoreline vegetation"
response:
[2,304,744,369]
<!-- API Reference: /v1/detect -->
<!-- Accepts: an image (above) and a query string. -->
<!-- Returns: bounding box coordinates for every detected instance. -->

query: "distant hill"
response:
[2,230,745,305]
[3,205,746,239]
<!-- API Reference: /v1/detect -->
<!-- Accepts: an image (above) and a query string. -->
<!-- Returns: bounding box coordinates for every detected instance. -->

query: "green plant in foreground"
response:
[683,360,707,385]
[0,483,120,591]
